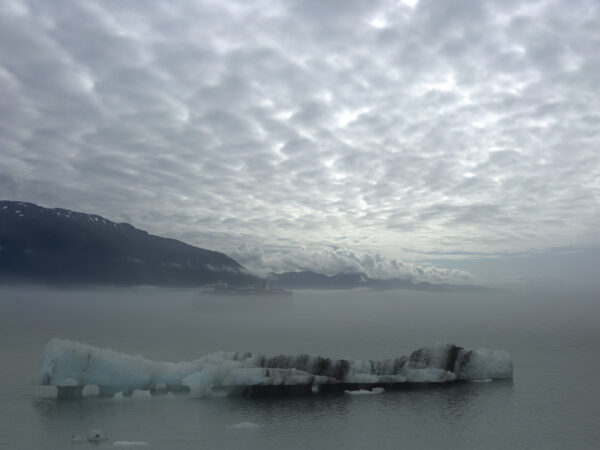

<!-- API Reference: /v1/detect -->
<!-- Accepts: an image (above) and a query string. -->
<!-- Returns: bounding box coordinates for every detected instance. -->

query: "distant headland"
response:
[0,200,496,293]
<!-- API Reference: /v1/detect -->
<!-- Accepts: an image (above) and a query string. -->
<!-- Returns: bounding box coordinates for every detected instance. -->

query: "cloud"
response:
[230,244,474,284]
[0,0,599,285]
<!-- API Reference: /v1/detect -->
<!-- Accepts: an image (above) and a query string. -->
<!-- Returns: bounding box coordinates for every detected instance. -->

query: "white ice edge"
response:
[39,338,512,397]
[345,387,385,395]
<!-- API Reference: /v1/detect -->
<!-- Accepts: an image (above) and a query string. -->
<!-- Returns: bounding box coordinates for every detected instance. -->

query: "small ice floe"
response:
[112,390,152,400]
[87,430,109,442]
[153,382,167,392]
[344,387,385,395]
[112,441,149,447]
[131,389,151,399]
[470,378,493,383]
[82,385,100,397]
[227,421,262,429]
[72,430,108,443]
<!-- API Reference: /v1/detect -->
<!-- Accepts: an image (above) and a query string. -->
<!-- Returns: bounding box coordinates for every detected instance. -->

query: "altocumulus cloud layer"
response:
[1,0,599,283]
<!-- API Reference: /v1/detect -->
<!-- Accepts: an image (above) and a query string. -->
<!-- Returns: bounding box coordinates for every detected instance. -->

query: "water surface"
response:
[1,287,598,449]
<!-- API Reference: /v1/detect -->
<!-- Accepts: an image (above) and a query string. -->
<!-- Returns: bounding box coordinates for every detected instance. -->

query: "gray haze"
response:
[1,0,599,287]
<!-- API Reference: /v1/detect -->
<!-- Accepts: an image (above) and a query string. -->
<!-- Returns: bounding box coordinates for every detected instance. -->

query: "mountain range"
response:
[0,200,494,292]
[267,270,496,293]
[0,201,259,286]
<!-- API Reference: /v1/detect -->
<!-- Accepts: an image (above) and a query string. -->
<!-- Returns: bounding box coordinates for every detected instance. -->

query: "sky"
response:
[1,0,599,288]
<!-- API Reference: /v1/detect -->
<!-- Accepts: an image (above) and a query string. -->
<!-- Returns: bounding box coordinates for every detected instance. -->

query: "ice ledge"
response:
[39,338,512,398]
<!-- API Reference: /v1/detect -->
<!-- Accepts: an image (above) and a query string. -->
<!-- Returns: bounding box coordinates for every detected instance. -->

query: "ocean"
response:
[0,286,599,449]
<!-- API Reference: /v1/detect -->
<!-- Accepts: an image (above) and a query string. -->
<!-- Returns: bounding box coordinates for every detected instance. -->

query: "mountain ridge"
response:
[268,270,499,293]
[0,200,260,287]
[1,200,496,292]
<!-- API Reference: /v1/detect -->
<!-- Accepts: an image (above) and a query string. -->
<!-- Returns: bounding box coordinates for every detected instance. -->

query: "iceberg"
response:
[39,339,512,398]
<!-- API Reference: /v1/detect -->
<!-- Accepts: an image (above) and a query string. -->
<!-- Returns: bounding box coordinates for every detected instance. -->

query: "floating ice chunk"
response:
[39,339,512,398]
[131,389,151,399]
[60,377,78,387]
[112,441,149,447]
[455,348,513,381]
[223,368,314,386]
[88,430,108,442]
[403,368,456,383]
[152,382,168,394]
[183,369,217,397]
[82,385,99,396]
[227,421,262,429]
[345,387,385,395]
[73,430,108,442]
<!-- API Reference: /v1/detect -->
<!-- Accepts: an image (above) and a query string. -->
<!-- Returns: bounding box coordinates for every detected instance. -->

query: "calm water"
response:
[0,286,599,449]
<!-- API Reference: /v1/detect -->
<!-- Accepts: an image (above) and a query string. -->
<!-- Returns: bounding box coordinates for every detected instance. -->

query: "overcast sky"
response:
[1,0,599,287]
